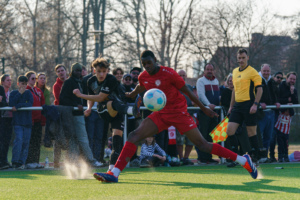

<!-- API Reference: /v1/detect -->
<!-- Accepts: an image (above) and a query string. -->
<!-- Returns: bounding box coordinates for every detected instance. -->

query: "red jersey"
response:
[26,85,45,124]
[139,66,187,113]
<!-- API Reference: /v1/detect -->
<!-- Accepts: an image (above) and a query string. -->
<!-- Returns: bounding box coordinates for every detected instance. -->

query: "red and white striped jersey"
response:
[275,113,292,134]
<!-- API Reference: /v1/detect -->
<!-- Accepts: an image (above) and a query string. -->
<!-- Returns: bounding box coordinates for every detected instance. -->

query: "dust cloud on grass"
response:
[63,159,93,180]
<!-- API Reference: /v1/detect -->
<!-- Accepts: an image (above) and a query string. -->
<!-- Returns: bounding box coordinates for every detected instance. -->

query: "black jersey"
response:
[87,74,125,105]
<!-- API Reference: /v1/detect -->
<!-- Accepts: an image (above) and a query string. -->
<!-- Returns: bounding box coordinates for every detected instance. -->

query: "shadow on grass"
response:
[126,178,300,194]
[0,169,61,180]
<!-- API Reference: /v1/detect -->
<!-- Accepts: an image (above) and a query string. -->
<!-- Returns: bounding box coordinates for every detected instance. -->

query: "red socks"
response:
[114,141,137,171]
[210,143,238,161]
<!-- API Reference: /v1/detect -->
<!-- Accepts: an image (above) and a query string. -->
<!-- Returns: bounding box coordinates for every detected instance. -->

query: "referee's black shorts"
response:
[229,100,257,126]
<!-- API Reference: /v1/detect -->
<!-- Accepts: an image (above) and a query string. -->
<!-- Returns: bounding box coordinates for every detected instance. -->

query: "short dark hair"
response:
[237,48,248,55]
[112,67,124,75]
[18,75,28,83]
[287,72,297,78]
[274,71,283,77]
[140,50,155,59]
[92,58,110,69]
[55,64,66,71]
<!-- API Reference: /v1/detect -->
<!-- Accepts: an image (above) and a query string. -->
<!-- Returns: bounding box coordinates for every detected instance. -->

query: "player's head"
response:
[286,72,297,86]
[140,50,158,75]
[237,48,249,68]
[260,64,271,80]
[92,57,110,82]
[177,69,186,81]
[204,63,215,78]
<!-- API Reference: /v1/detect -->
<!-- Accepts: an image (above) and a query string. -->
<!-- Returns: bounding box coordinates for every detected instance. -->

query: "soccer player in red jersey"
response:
[94,50,258,182]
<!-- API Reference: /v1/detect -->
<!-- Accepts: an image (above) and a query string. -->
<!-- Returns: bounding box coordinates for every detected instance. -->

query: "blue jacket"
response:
[9,89,33,127]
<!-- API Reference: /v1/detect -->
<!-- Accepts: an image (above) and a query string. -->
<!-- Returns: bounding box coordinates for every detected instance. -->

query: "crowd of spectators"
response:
[0,51,299,170]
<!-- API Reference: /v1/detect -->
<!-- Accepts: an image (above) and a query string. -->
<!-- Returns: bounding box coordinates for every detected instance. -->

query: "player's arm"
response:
[180,85,218,118]
[250,86,262,114]
[73,89,109,103]
[126,84,146,98]
[84,100,95,117]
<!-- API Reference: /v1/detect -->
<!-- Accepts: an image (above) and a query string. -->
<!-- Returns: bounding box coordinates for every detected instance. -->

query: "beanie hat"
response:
[71,63,83,72]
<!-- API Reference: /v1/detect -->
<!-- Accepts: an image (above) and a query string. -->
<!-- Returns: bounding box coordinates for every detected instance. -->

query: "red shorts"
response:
[148,111,197,135]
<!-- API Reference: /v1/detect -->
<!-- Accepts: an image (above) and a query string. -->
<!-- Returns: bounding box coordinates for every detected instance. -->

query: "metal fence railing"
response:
[1,104,299,164]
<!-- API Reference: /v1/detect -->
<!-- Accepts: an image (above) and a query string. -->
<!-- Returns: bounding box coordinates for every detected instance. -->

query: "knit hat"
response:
[71,63,83,72]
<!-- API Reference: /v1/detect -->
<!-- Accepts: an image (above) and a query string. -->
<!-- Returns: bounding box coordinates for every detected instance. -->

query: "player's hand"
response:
[208,104,216,110]
[275,102,280,109]
[77,105,83,111]
[73,89,82,97]
[84,108,92,117]
[203,107,219,118]
[260,103,266,109]
[12,106,17,112]
[125,92,135,99]
[249,105,257,114]
[228,107,232,114]
[290,85,295,94]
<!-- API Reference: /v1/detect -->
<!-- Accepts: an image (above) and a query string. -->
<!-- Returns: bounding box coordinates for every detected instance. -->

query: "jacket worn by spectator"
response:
[53,78,64,105]
[9,90,33,127]
[59,76,84,116]
[0,85,7,108]
[140,143,166,161]
[82,73,93,106]
[26,85,45,124]
[196,75,220,106]
[278,80,299,104]
[259,73,278,105]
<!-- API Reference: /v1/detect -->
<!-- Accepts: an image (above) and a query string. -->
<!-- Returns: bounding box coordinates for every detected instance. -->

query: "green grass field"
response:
[0,163,299,200]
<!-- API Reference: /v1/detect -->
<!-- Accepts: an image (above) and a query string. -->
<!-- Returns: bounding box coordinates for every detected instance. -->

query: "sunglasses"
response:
[276,76,283,80]
[131,72,139,75]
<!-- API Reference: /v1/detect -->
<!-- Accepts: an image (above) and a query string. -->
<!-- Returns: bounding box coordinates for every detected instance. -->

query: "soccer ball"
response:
[143,88,167,111]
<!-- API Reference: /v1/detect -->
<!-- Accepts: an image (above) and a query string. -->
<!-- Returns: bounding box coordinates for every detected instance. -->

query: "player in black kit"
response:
[73,58,142,171]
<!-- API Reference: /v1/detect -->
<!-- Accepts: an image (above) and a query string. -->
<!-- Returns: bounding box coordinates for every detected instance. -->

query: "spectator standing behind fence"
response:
[25,71,45,169]
[277,72,298,162]
[269,72,284,162]
[196,63,220,164]
[9,76,33,170]
[53,64,68,106]
[60,63,103,167]
[130,67,141,86]
[113,67,124,82]
[139,136,166,168]
[257,64,280,163]
[176,70,194,165]
[0,75,13,170]
[52,64,68,168]
[36,73,51,105]
[82,66,105,164]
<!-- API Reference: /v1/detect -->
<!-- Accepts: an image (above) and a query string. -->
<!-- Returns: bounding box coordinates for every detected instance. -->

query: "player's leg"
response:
[109,95,142,117]
[94,117,162,182]
[108,128,123,171]
[184,128,258,179]
[246,126,260,162]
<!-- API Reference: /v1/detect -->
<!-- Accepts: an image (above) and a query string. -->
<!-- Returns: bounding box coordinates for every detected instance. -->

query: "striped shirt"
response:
[275,113,292,134]
[140,143,166,160]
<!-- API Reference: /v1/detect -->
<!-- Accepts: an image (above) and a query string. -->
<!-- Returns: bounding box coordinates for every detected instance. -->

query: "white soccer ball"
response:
[172,157,179,162]
[143,88,167,112]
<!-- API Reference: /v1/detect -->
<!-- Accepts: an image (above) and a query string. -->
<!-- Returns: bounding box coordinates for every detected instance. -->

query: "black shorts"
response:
[97,103,124,131]
[229,101,257,126]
